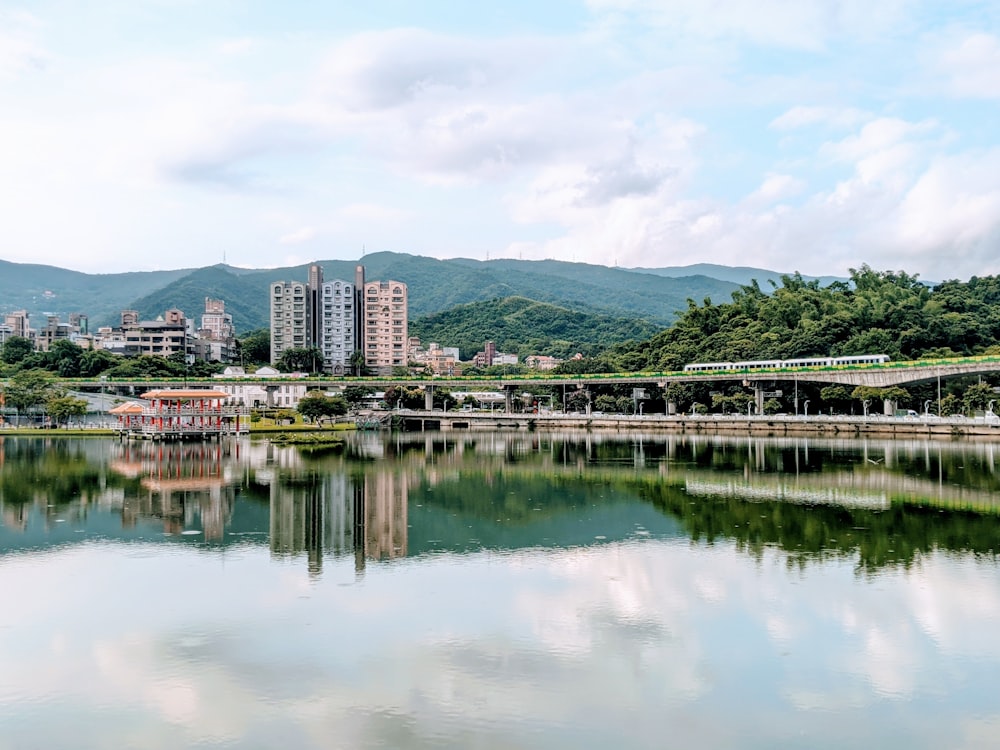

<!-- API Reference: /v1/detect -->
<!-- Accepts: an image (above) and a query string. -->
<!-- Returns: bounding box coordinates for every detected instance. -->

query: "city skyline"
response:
[2,2,1000,281]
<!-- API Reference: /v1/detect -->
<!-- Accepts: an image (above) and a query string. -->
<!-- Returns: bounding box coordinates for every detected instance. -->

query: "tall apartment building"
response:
[270,279,308,364]
[4,310,30,340]
[363,280,408,373]
[269,262,406,374]
[197,298,236,362]
[320,280,355,374]
[122,309,189,359]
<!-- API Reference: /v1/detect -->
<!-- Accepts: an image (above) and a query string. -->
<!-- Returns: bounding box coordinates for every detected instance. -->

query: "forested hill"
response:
[607,266,1000,372]
[409,297,662,360]
[1,252,744,330]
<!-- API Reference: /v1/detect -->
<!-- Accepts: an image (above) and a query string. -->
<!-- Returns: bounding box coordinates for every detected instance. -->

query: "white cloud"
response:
[770,105,870,131]
[279,227,317,245]
[0,10,48,79]
[584,0,912,51]
[937,32,1000,99]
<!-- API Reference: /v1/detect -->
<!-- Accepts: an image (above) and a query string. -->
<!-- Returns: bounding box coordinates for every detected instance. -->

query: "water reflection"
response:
[1,433,999,573]
[2,433,1000,748]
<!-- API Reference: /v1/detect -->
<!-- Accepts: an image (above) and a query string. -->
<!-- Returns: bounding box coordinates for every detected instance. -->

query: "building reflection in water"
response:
[267,467,408,578]
[109,440,242,540]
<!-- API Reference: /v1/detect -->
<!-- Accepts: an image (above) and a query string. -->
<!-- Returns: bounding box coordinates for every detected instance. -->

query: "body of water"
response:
[1,432,999,749]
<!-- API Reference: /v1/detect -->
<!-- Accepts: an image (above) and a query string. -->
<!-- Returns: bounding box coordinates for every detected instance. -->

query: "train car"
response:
[830,354,889,366]
[682,362,735,372]
[781,357,833,368]
[683,354,889,372]
[732,360,784,370]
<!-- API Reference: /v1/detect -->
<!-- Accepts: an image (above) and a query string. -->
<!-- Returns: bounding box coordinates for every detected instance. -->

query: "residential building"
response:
[122,311,189,360]
[525,354,562,371]
[198,298,236,362]
[36,315,74,351]
[423,343,460,375]
[472,340,497,368]
[270,280,308,364]
[320,279,355,374]
[4,310,30,340]
[363,280,408,373]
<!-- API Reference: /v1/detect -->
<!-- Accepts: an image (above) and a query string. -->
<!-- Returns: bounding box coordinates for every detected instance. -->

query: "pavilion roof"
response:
[109,401,144,414]
[140,389,231,400]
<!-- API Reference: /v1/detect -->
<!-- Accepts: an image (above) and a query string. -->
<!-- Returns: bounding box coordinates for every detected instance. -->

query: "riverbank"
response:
[394,410,1000,440]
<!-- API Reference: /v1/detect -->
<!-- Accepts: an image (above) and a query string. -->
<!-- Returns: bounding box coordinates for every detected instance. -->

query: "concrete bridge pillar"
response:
[264,385,279,408]
[755,385,764,416]
[504,386,515,414]
[424,385,434,411]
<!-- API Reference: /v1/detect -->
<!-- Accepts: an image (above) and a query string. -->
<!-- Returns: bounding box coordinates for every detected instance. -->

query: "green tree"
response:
[1,336,34,365]
[78,348,119,377]
[939,393,962,416]
[763,398,783,415]
[1,369,61,424]
[276,347,322,373]
[297,392,348,424]
[349,351,369,376]
[46,340,84,377]
[565,389,590,412]
[594,394,618,413]
[46,395,88,426]
[343,386,373,407]
[820,385,852,412]
[962,382,996,413]
[238,329,271,366]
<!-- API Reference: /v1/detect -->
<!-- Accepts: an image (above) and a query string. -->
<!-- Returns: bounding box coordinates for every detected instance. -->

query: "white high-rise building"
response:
[270,280,308,364]
[320,280,355,374]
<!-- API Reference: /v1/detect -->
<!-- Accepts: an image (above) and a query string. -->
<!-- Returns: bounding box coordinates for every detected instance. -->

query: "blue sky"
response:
[2,1,999,280]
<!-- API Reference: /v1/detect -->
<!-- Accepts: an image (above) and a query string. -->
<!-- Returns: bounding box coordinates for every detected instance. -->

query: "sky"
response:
[1,1,999,281]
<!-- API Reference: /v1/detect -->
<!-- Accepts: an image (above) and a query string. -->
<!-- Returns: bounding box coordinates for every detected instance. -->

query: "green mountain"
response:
[627,263,848,288]
[1,252,746,332]
[409,296,662,360]
[0,260,192,325]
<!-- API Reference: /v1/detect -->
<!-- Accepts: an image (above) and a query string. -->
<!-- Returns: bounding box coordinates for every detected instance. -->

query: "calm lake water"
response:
[2,432,1000,749]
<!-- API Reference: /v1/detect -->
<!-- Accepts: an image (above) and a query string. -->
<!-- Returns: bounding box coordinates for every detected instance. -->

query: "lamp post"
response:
[924,399,932,416]
[100,375,107,427]
[804,399,810,418]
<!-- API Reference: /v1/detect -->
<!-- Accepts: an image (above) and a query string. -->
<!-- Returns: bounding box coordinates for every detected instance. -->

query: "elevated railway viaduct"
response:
[36,355,1000,417]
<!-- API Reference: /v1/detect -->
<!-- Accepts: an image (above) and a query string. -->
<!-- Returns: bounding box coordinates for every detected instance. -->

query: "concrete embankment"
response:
[398,411,1000,440]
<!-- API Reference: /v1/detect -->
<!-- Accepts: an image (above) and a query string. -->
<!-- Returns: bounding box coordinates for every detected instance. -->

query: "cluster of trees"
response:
[410,296,660,361]
[0,336,226,379]
[544,267,1000,415]
[0,369,88,426]
[609,266,1000,370]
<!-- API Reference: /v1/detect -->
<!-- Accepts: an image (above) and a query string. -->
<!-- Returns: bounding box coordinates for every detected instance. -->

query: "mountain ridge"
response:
[0,253,840,333]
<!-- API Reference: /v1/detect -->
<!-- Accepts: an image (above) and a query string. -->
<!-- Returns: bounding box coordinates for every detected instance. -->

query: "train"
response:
[682,354,890,372]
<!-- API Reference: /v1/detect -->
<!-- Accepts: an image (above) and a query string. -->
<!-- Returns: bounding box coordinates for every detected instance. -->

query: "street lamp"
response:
[924,399,932,416]
[100,375,107,427]
[804,399,810,418]
[863,399,870,418]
